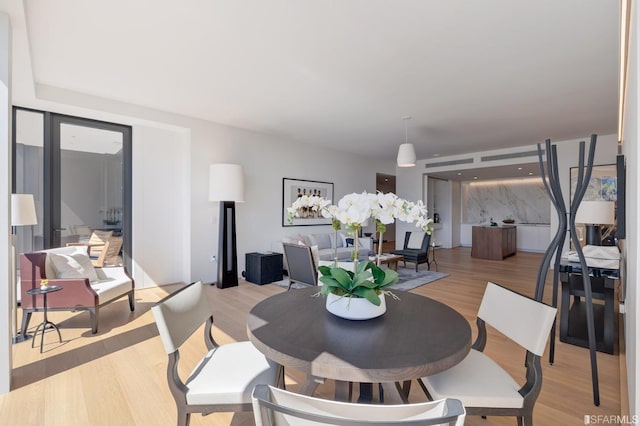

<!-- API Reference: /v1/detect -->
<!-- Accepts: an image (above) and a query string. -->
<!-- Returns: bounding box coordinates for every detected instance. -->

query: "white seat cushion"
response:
[186,341,277,406]
[90,278,131,304]
[421,349,524,409]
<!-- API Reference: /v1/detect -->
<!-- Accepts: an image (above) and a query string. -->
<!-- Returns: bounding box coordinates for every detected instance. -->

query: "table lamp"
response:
[11,193,38,343]
[574,200,615,246]
[209,164,244,288]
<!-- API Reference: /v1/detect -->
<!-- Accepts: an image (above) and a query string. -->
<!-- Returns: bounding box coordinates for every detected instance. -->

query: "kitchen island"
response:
[471,225,517,260]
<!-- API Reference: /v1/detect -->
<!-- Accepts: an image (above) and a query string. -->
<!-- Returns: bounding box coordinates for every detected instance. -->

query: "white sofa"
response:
[271,232,373,267]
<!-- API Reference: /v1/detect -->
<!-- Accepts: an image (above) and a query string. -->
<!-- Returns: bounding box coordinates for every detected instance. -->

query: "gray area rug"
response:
[271,268,448,291]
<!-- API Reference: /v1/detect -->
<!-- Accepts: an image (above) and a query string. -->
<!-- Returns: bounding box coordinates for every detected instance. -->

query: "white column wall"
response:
[0,12,10,394]
[623,0,639,417]
[131,125,190,288]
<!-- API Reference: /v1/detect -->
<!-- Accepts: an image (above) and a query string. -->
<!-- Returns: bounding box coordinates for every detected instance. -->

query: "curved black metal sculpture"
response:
[535,135,600,406]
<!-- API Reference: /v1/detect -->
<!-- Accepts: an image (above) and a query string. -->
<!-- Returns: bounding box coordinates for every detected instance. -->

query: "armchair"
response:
[67,230,113,267]
[390,231,431,271]
[19,245,135,335]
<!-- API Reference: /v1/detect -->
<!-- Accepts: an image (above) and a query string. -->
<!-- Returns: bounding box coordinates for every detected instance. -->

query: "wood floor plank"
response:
[2,247,623,425]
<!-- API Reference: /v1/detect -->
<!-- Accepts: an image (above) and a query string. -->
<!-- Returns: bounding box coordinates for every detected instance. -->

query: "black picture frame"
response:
[282,178,334,227]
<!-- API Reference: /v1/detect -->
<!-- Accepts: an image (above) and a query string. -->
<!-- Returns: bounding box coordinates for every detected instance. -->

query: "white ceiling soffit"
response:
[21,0,619,161]
[60,124,123,155]
[15,109,122,155]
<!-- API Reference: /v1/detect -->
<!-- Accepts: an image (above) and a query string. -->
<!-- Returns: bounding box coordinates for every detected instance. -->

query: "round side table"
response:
[26,285,63,353]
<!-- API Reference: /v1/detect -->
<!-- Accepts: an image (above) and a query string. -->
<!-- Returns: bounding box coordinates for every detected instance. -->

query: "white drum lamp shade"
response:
[209,164,245,202]
[397,143,416,167]
[575,201,615,225]
[575,200,615,246]
[11,194,37,226]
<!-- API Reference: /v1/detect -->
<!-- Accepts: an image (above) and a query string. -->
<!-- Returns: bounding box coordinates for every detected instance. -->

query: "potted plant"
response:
[288,191,433,319]
[318,260,399,320]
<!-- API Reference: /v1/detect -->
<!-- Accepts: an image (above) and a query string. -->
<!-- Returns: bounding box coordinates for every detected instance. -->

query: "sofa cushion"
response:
[48,249,99,282]
[308,233,332,250]
[407,232,425,249]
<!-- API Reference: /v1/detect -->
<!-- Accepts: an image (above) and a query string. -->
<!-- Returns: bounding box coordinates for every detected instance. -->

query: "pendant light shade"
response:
[397,143,416,167]
[397,116,416,167]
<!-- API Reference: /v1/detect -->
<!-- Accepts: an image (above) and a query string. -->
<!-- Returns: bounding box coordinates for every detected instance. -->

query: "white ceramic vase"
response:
[325,292,386,320]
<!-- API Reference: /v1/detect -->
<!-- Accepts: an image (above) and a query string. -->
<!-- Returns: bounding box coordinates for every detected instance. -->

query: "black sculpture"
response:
[535,135,600,406]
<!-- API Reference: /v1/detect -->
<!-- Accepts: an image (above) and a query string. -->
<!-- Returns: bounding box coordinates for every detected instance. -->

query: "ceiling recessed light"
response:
[433,153,440,157]
[384,178,388,182]
[473,176,478,180]
[517,167,523,170]
[457,172,462,176]
[528,172,533,175]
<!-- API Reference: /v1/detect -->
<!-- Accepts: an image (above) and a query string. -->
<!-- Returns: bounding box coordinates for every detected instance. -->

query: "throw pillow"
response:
[407,232,425,249]
[49,251,99,282]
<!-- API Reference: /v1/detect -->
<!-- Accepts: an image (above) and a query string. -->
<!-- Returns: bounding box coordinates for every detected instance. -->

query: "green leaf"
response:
[329,267,353,287]
[318,265,331,276]
[378,269,399,288]
[352,287,381,305]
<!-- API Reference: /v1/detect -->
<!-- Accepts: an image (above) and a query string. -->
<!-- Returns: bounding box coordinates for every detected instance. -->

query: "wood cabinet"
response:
[471,225,517,260]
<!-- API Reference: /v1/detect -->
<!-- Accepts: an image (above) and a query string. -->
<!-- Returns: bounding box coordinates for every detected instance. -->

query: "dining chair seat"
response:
[422,349,523,409]
[186,341,277,406]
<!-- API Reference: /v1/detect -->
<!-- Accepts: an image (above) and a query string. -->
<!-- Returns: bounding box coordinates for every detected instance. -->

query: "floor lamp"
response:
[575,201,615,246]
[11,194,38,343]
[209,164,244,289]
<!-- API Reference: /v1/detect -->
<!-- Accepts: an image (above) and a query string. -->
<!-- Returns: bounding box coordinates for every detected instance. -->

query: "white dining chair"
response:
[252,384,465,426]
[152,281,279,426]
[418,282,557,426]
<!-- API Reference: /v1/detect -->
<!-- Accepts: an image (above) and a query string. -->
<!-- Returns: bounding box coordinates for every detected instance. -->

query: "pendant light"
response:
[397,115,416,167]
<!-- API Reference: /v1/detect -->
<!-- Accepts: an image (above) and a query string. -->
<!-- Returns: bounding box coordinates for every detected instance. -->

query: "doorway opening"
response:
[376,173,396,252]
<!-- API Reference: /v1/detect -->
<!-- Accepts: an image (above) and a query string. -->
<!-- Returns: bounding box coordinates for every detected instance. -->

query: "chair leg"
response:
[517,416,524,426]
[89,307,99,334]
[522,413,533,426]
[128,292,135,311]
[177,408,190,426]
[20,310,32,337]
[415,263,418,272]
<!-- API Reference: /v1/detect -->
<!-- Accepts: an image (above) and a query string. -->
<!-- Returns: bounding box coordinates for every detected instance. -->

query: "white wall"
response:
[623,0,639,417]
[0,12,11,394]
[187,120,392,283]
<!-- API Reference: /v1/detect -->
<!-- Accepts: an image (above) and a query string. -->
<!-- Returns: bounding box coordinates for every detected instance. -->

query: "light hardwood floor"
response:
[0,248,622,425]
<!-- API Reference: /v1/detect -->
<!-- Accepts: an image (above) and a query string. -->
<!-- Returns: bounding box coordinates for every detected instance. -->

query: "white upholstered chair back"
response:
[252,385,465,426]
[41,245,90,278]
[152,281,212,354]
[477,282,556,356]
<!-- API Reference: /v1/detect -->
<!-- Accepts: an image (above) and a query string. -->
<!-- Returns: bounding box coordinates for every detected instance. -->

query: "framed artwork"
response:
[282,178,334,226]
[570,164,617,202]
[569,163,617,246]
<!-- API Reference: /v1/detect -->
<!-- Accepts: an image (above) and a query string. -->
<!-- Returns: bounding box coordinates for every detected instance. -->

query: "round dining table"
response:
[247,287,472,402]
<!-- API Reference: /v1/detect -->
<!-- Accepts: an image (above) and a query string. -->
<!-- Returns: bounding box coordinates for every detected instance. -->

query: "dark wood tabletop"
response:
[247,287,471,394]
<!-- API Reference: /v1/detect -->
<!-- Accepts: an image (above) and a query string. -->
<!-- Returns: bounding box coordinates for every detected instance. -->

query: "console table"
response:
[471,225,516,260]
[559,260,619,355]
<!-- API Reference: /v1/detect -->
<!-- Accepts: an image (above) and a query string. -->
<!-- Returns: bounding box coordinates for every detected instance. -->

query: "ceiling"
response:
[8,1,621,165]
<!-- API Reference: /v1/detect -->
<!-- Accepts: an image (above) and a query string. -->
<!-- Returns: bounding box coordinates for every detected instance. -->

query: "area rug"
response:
[270,268,448,291]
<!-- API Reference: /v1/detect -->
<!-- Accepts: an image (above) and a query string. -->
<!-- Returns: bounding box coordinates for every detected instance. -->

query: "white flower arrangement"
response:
[288,191,433,266]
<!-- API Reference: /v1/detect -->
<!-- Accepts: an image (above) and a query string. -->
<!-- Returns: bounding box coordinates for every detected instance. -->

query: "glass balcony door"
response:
[13,107,132,268]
